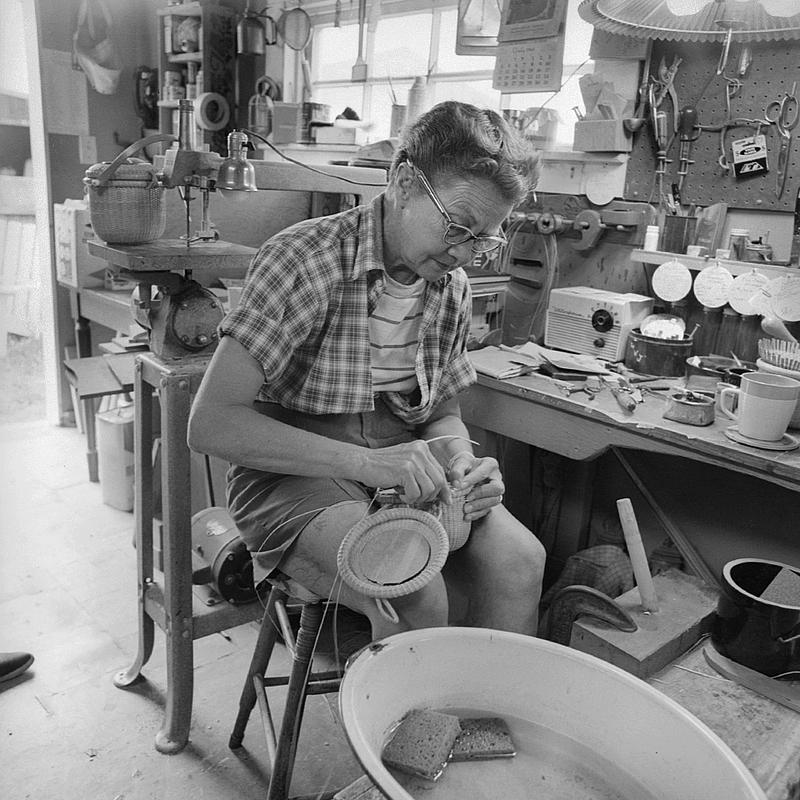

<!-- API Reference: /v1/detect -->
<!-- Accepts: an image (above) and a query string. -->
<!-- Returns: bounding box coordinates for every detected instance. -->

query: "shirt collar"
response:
[357,192,452,289]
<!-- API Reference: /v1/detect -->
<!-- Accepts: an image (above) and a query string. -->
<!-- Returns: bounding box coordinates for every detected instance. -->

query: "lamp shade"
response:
[578,0,800,41]
[216,130,257,193]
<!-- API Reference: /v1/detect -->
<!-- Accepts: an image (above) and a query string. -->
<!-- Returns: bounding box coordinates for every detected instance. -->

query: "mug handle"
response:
[718,386,740,420]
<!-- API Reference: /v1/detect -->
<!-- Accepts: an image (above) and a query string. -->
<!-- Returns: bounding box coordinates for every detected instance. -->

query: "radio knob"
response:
[591,309,613,332]
[593,338,606,348]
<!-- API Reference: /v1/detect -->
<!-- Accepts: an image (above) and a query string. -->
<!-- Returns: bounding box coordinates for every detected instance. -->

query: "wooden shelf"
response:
[630,249,797,279]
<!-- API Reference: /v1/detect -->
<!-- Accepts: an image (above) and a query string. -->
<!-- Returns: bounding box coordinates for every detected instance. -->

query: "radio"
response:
[544,286,653,361]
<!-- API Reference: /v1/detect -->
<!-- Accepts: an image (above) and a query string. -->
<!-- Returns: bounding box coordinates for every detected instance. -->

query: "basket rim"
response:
[337,506,448,598]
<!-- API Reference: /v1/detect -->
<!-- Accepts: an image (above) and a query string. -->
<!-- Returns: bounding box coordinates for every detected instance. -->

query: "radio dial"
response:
[591,308,613,332]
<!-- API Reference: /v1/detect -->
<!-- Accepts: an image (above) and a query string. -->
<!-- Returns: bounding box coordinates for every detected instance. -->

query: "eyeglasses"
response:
[409,161,508,255]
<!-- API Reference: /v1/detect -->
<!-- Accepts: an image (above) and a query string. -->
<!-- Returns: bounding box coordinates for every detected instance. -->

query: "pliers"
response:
[654,56,682,133]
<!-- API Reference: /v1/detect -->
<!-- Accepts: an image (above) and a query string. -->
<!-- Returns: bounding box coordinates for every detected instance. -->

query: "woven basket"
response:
[375,486,472,551]
[437,485,472,551]
[84,160,166,244]
[337,507,449,601]
[82,133,176,245]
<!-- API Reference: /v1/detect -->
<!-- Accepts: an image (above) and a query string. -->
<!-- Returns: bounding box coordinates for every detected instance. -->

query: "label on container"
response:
[693,263,734,308]
[732,134,768,178]
[727,270,769,316]
[652,259,692,302]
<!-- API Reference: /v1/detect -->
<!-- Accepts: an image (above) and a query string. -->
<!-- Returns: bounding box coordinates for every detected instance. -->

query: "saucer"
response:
[724,426,800,451]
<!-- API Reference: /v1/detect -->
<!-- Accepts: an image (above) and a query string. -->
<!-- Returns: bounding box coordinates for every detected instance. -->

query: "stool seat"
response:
[229,574,356,800]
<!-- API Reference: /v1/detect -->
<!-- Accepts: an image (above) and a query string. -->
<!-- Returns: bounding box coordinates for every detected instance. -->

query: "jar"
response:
[727,228,749,260]
[714,306,741,358]
[643,224,660,250]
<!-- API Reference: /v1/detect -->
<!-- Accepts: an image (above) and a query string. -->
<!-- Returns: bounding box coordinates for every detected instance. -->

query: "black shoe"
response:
[0,652,34,683]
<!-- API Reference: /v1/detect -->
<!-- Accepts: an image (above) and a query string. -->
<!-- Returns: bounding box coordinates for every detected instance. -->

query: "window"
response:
[308,1,595,147]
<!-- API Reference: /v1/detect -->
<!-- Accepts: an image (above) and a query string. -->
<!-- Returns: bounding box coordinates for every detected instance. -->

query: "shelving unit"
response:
[630,249,797,279]
[156,1,236,154]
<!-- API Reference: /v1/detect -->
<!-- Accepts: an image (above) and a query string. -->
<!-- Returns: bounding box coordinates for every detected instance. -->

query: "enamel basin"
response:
[339,627,765,800]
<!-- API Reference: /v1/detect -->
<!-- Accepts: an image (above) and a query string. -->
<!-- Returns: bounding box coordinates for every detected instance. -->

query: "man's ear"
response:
[395,161,416,197]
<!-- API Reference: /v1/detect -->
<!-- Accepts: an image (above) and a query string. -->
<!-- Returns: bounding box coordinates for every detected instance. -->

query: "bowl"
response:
[339,627,766,800]
[756,358,800,430]
[685,355,757,391]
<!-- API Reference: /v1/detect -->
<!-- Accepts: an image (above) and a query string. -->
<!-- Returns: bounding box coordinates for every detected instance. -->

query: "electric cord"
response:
[240,127,388,187]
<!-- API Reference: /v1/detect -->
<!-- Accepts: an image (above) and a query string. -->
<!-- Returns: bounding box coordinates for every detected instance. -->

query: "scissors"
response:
[765,81,799,198]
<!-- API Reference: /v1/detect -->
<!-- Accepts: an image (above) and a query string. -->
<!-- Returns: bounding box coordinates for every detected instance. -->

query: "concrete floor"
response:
[0,418,364,800]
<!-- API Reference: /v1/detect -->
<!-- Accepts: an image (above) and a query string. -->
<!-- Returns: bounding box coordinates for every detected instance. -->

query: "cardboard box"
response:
[272,102,305,144]
[54,200,107,289]
[573,119,632,153]
[313,125,369,145]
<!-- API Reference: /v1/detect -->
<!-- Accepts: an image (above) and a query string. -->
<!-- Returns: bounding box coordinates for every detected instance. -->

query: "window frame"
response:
[297,0,596,147]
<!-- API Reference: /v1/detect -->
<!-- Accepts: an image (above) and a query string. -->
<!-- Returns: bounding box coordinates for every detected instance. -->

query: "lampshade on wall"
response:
[578,0,800,41]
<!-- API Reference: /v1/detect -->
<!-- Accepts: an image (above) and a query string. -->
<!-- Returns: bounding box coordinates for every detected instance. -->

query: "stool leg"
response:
[268,601,325,800]
[229,587,284,749]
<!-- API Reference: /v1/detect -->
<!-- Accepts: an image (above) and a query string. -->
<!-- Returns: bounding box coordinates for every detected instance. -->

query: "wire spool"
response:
[194,92,230,131]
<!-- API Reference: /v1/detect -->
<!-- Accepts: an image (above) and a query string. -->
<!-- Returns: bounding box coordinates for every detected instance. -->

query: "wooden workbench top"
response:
[87,238,257,275]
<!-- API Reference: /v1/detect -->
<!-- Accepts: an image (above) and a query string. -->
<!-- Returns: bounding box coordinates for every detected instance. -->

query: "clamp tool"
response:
[765,81,799,198]
[653,56,682,133]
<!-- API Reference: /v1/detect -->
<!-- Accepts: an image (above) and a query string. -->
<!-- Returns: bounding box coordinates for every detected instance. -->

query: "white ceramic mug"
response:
[719,371,800,441]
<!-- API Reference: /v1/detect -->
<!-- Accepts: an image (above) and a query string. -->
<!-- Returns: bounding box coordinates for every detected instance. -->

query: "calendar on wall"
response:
[492,36,564,93]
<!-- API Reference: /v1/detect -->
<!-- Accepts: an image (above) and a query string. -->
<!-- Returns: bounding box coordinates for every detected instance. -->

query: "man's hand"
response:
[447,453,505,521]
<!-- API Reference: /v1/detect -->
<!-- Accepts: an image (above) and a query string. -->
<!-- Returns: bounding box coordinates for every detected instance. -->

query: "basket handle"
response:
[87,133,177,188]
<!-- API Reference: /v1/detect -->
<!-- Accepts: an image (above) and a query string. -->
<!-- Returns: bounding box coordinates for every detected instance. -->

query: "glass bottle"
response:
[733,314,761,364]
[714,306,741,358]
[693,306,722,356]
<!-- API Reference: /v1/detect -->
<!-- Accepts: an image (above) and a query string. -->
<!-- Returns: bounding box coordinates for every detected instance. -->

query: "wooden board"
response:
[650,645,800,800]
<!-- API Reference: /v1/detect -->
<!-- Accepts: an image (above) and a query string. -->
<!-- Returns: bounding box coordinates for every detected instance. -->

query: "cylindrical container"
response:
[714,305,741,357]
[623,329,693,377]
[96,404,134,511]
[693,306,722,356]
[727,228,749,261]
[406,76,428,124]
[501,279,539,345]
[643,224,660,250]
[733,314,761,364]
[757,357,800,430]
[712,558,800,677]
[659,215,697,254]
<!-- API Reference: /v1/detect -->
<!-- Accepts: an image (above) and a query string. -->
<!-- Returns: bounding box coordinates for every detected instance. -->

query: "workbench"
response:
[461,372,800,494]
[461,372,800,799]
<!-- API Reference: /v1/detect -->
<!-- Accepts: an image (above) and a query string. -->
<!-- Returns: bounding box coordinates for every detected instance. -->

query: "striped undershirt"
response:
[369,272,425,393]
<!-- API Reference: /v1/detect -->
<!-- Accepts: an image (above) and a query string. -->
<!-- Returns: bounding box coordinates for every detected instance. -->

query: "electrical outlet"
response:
[79,135,98,165]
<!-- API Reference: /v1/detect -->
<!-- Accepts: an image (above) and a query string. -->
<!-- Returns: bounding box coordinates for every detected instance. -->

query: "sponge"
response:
[381,709,462,781]
[451,717,516,761]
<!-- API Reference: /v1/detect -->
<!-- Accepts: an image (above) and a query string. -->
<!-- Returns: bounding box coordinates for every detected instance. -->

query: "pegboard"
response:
[625,39,800,212]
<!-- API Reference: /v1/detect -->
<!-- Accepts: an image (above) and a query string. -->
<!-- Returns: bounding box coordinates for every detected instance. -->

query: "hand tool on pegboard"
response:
[765,81,799,199]
[676,106,699,192]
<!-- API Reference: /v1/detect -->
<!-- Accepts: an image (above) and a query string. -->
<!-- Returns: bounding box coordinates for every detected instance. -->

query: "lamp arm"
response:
[238,127,386,188]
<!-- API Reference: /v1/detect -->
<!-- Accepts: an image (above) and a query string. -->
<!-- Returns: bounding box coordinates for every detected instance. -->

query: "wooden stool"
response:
[229,575,345,800]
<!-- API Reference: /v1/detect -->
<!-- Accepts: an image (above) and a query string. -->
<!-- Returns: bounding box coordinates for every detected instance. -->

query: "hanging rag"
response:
[72,0,122,95]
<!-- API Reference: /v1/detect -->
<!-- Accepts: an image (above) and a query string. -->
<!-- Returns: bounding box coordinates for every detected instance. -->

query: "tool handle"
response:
[678,106,697,140]
[616,498,659,612]
[609,386,637,413]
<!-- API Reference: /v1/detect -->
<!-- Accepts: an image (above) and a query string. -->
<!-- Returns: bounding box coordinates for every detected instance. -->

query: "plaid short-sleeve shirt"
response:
[219,193,476,425]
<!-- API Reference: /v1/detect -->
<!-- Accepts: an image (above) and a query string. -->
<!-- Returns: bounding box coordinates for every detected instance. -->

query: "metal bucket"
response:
[711,558,800,677]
